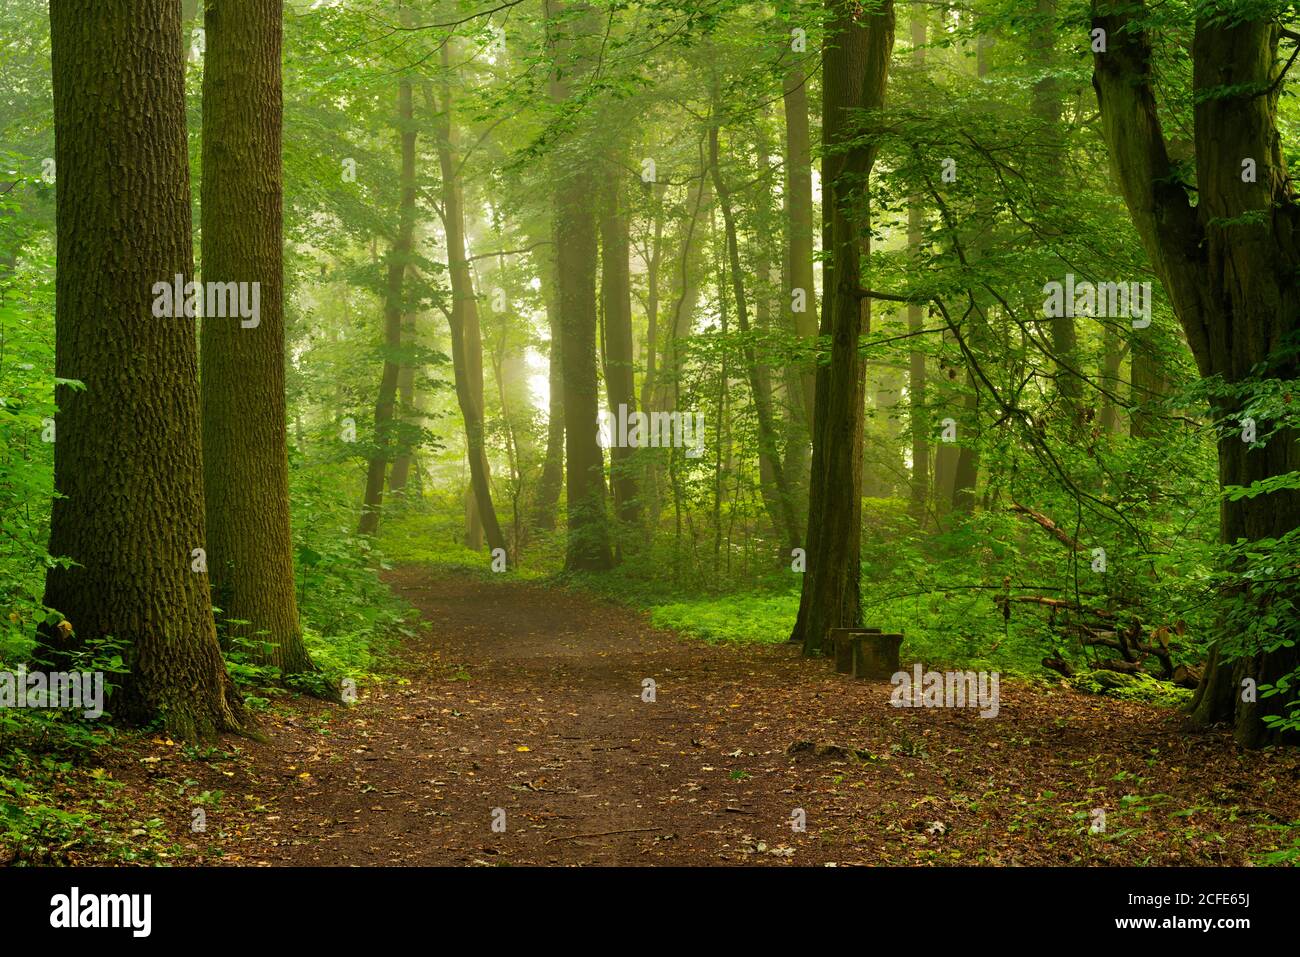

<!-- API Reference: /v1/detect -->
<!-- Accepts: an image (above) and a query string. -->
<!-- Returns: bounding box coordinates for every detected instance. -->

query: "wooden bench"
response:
[830,627,903,680]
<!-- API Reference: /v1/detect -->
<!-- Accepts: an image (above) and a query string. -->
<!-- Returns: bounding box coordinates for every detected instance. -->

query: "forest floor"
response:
[62,568,1300,866]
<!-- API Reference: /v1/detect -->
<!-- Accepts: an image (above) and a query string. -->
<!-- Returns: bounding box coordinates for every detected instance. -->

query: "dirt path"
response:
[108,568,1300,866]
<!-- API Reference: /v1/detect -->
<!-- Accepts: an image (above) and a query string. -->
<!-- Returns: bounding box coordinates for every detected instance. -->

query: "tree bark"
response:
[41,0,244,740]
[783,62,819,438]
[548,0,613,570]
[532,237,565,531]
[1033,0,1083,437]
[200,0,316,678]
[388,336,417,493]
[1092,2,1300,746]
[709,111,801,551]
[599,158,641,526]
[790,0,895,655]
[358,78,416,535]
[428,58,507,555]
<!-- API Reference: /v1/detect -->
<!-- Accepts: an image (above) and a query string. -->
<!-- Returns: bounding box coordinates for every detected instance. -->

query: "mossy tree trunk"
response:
[790,0,895,655]
[1092,2,1300,746]
[200,0,316,679]
[548,0,613,571]
[42,0,244,741]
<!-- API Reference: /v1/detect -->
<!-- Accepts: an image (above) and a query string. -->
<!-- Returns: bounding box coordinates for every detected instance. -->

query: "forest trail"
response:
[130,568,1298,867]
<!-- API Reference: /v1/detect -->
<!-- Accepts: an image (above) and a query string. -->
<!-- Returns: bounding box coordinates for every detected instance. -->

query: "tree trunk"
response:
[790,0,895,655]
[388,338,417,492]
[200,0,315,677]
[783,61,818,443]
[599,158,641,526]
[428,61,507,555]
[1092,2,1300,746]
[358,78,416,535]
[1033,0,1083,437]
[947,22,994,517]
[532,240,565,531]
[907,202,930,518]
[1128,334,1167,439]
[709,111,801,551]
[1098,319,1124,434]
[41,0,243,740]
[548,0,613,571]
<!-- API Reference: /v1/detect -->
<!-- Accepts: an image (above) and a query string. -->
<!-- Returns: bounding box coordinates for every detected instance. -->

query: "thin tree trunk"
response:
[1098,319,1124,434]
[903,5,930,520]
[599,157,641,526]
[1129,334,1167,439]
[639,195,665,526]
[780,66,816,521]
[708,109,801,551]
[428,61,507,554]
[389,309,418,492]
[532,242,565,531]
[358,78,416,535]
[783,61,818,439]
[1033,0,1083,437]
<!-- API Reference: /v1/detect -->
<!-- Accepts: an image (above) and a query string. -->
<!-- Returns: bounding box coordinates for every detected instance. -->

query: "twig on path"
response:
[545,826,661,844]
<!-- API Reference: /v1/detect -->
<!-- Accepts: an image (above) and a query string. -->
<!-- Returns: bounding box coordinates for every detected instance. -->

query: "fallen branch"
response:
[545,826,660,844]
[1009,502,1084,551]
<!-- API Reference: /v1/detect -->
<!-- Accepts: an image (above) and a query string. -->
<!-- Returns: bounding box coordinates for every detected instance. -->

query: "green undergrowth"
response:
[379,499,1199,707]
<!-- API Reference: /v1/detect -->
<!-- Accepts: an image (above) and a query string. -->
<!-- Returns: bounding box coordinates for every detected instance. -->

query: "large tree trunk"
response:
[790,0,895,655]
[548,0,613,571]
[200,0,316,678]
[428,59,507,555]
[599,158,641,527]
[358,79,416,535]
[41,0,243,740]
[1092,2,1300,746]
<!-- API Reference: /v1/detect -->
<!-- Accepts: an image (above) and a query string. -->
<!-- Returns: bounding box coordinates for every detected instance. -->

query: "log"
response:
[1042,656,1075,678]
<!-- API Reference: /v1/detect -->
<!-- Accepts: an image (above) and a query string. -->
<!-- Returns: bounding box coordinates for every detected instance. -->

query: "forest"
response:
[1,0,1300,874]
